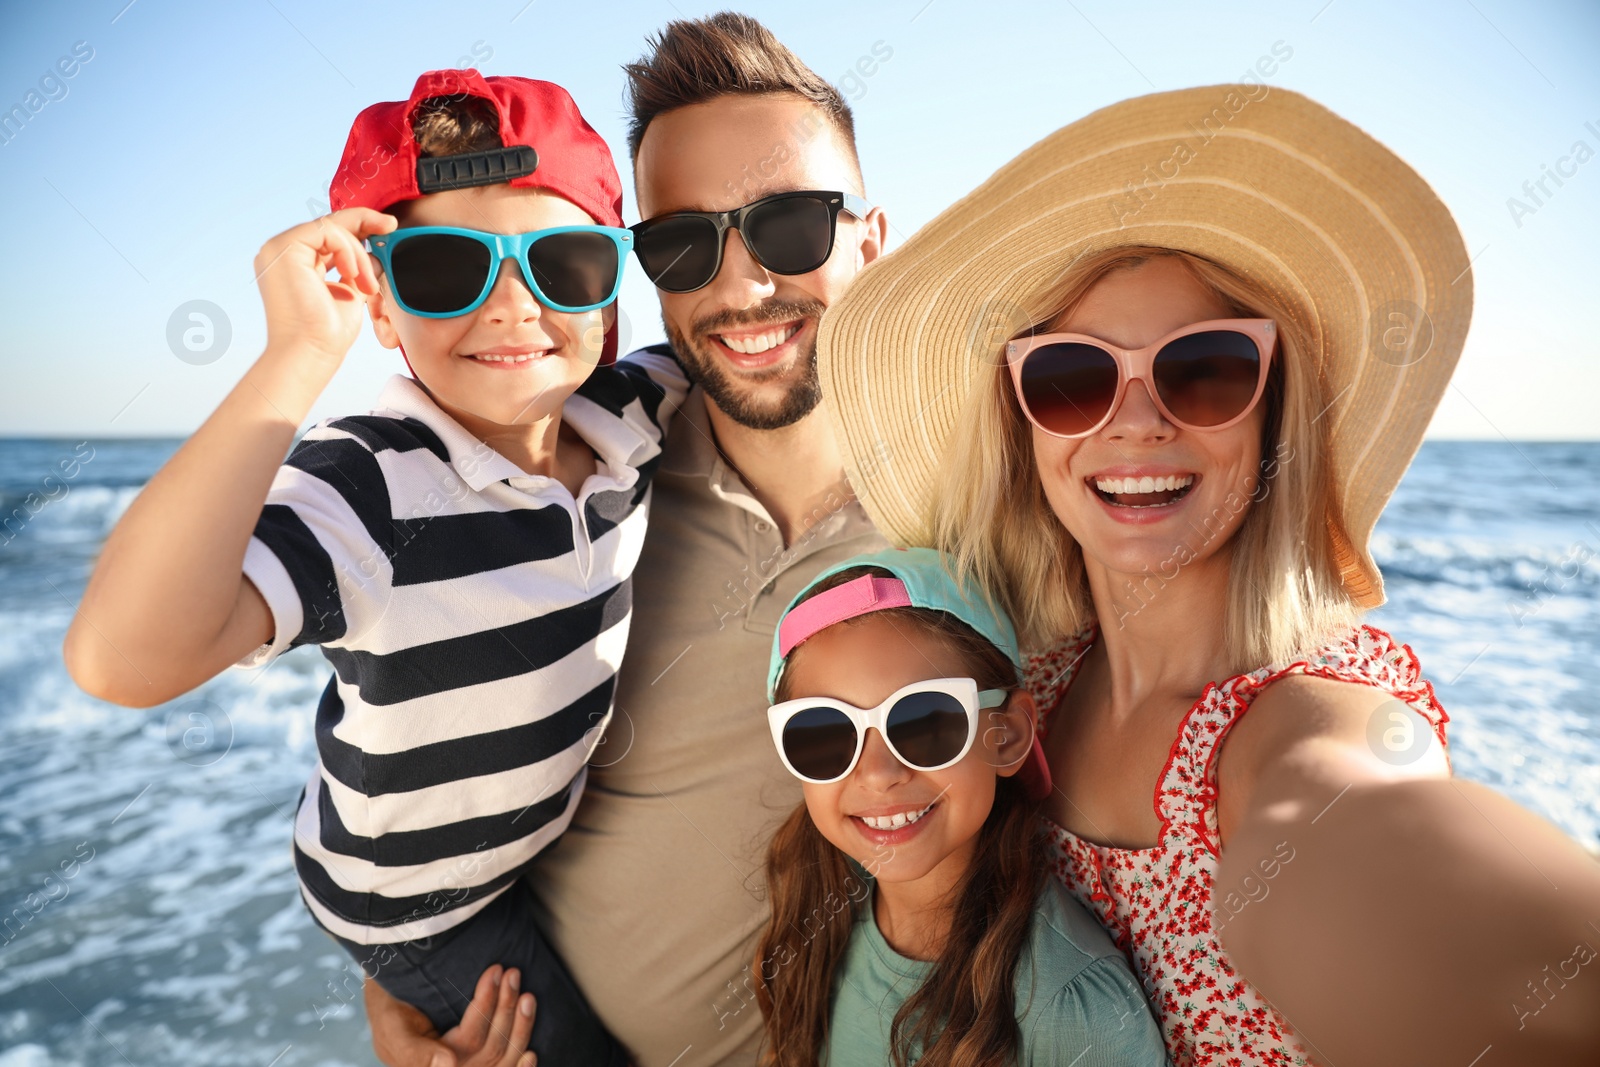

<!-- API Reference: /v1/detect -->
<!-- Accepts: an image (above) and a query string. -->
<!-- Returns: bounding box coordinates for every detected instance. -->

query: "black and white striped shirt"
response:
[238,349,686,944]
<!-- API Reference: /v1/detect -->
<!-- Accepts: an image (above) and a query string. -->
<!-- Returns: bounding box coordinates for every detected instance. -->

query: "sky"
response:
[0,0,1596,440]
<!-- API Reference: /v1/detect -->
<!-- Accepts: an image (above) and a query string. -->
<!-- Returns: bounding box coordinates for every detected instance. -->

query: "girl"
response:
[754,547,1168,1067]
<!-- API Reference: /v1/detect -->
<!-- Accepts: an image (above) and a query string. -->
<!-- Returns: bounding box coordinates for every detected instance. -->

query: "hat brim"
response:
[819,85,1472,607]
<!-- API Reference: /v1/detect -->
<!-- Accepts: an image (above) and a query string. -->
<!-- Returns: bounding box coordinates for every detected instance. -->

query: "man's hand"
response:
[365,966,536,1067]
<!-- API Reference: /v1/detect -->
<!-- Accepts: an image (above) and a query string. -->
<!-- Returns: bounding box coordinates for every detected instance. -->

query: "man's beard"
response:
[664,297,826,431]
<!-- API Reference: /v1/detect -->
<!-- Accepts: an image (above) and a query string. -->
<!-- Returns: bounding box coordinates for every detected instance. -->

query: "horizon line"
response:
[0,433,1597,444]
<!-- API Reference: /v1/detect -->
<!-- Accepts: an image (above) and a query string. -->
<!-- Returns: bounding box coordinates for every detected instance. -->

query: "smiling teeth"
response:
[859,804,935,831]
[472,352,543,363]
[719,324,798,354]
[1095,474,1194,494]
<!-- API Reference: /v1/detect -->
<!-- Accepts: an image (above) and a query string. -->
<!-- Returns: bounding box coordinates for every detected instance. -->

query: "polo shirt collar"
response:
[374,374,652,493]
[658,387,773,517]
[660,385,721,479]
[375,376,515,490]
[658,388,879,543]
[563,390,659,486]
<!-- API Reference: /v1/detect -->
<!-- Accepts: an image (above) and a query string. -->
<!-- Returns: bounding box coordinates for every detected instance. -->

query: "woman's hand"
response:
[1217,675,1600,1066]
[365,966,536,1067]
[254,207,395,366]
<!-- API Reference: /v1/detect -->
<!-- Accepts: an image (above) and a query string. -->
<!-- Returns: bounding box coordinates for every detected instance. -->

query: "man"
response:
[365,14,890,1066]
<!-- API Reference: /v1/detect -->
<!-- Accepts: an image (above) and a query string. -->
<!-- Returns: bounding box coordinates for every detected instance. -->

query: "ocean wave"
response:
[0,484,142,547]
[1,438,1595,1063]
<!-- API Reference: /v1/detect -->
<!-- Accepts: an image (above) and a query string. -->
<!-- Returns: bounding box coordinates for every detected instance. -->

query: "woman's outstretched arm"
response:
[1216,674,1600,1067]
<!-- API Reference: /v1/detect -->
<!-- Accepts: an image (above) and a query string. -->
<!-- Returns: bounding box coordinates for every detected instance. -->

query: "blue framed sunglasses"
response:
[366,225,632,318]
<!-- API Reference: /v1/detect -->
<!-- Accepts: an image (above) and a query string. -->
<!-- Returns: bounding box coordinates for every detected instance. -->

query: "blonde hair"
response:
[930,246,1359,672]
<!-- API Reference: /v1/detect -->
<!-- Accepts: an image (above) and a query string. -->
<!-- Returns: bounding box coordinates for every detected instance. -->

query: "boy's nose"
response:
[480,259,542,324]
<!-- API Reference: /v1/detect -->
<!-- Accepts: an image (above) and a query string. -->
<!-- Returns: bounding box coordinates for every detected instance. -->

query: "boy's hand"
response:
[365,967,536,1067]
[66,214,397,708]
[254,207,396,365]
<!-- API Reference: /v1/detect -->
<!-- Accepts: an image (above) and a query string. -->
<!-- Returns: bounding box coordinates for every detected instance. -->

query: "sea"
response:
[0,438,1595,1065]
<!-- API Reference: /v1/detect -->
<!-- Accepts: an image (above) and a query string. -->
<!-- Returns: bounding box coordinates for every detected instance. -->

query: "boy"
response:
[64,70,685,1065]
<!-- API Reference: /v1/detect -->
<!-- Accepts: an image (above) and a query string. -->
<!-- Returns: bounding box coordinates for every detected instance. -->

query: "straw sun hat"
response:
[818,85,1472,608]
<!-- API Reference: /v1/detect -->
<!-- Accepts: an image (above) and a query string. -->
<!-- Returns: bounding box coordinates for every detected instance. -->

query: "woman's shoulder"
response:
[1276,623,1428,685]
[1217,624,1452,810]
[1239,623,1447,730]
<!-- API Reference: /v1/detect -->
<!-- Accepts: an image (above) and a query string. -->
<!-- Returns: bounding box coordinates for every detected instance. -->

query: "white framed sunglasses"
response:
[767,677,1008,785]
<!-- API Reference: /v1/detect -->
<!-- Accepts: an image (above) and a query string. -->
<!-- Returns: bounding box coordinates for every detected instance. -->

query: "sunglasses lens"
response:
[1017,343,1120,436]
[526,231,620,310]
[1152,330,1263,427]
[388,234,492,314]
[633,215,720,293]
[744,195,834,275]
[781,706,858,782]
[885,691,971,769]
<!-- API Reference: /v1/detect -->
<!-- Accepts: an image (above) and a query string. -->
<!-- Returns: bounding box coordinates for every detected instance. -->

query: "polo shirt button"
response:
[755,521,772,533]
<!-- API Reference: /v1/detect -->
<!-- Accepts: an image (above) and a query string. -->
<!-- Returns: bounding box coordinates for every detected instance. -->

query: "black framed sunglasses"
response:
[630,189,873,294]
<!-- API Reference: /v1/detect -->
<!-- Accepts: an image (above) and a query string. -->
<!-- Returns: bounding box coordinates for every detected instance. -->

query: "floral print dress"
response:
[1024,624,1449,1066]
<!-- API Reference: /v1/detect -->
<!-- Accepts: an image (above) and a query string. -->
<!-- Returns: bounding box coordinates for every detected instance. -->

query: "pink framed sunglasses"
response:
[1005,318,1277,439]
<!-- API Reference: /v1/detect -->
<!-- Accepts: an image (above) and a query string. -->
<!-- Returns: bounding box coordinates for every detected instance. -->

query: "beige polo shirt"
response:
[528,384,886,1067]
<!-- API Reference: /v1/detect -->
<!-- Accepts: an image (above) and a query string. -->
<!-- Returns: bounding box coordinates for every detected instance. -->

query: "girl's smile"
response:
[847,790,945,846]
[780,613,1026,894]
[755,552,1167,1066]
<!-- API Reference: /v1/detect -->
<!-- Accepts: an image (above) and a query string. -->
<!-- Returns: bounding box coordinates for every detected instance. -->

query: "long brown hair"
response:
[754,567,1046,1067]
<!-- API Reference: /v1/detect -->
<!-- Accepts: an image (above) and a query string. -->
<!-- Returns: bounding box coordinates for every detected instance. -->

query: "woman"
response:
[818,86,1600,1065]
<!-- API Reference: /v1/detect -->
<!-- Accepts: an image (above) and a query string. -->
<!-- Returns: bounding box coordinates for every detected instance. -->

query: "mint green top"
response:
[822,878,1169,1066]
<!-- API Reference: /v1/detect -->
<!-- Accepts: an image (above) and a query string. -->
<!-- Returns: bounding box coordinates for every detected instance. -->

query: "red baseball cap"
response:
[328,69,623,227]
